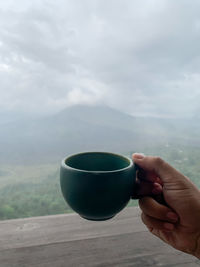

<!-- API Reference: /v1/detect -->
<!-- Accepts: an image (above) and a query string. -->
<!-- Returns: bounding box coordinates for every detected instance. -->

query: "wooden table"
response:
[0,207,199,266]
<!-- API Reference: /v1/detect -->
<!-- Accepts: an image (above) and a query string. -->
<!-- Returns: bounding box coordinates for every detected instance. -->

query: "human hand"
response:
[133,153,200,259]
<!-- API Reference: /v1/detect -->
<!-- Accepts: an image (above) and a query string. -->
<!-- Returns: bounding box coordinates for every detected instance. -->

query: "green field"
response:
[0,163,71,219]
[0,144,200,220]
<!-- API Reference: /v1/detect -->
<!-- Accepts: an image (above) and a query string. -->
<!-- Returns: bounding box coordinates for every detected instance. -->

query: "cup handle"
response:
[131,163,168,207]
[131,163,141,199]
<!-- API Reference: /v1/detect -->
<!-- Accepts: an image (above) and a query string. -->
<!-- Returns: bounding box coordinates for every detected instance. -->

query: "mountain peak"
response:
[56,104,135,121]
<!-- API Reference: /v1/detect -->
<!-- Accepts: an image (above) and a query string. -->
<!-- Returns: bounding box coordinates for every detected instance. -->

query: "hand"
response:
[133,153,200,259]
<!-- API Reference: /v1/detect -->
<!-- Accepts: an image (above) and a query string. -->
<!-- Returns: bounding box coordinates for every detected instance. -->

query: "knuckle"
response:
[154,156,164,166]
[138,198,143,205]
[138,197,148,209]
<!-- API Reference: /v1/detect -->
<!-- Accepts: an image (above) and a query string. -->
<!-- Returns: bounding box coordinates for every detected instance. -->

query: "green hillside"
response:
[0,105,200,164]
[0,105,200,220]
[0,144,200,220]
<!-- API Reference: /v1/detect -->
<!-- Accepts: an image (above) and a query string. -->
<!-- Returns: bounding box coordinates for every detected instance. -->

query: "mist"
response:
[1,0,200,221]
[0,0,200,119]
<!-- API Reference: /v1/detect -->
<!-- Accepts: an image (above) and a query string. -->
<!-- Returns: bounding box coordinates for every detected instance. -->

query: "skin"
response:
[132,153,200,259]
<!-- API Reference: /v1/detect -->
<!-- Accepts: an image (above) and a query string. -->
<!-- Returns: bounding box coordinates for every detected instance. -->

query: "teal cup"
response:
[60,152,137,221]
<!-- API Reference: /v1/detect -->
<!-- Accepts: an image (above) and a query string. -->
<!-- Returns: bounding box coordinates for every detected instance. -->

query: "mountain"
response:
[0,105,199,164]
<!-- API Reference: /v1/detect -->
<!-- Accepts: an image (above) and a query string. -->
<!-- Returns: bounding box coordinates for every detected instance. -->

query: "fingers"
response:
[139,197,179,223]
[132,180,162,198]
[137,169,163,185]
[132,164,163,199]
[133,154,191,187]
[141,212,175,232]
[133,154,177,183]
[140,196,178,232]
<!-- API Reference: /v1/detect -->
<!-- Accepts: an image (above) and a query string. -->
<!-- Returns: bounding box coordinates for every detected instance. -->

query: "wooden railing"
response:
[0,207,198,266]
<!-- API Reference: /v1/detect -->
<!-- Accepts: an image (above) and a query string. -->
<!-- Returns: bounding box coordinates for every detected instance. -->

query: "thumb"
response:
[132,154,192,188]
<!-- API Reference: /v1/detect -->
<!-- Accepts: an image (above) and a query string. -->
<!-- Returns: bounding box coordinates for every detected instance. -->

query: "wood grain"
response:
[0,207,199,266]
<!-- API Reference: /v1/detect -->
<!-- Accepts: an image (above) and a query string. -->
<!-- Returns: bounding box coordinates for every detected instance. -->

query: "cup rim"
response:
[61,151,133,174]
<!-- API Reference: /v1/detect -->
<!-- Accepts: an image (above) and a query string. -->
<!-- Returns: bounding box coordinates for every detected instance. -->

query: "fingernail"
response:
[164,222,174,231]
[167,212,178,222]
[133,153,145,159]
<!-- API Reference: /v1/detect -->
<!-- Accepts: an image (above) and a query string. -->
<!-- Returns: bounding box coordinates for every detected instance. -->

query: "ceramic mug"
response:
[60,151,137,221]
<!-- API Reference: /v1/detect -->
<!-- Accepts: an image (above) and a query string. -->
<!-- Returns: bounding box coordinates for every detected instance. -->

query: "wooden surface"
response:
[0,207,199,267]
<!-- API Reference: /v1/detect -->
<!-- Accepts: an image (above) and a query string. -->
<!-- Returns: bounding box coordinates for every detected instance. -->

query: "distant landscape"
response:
[0,105,200,220]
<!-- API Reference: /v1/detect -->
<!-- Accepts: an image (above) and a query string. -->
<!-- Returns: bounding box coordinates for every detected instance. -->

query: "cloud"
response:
[67,78,108,106]
[0,0,200,117]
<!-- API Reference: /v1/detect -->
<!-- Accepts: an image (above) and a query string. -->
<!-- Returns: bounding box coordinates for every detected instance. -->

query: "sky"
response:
[0,0,200,118]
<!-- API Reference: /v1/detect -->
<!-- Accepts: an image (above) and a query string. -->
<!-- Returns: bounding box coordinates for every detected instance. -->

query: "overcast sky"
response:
[0,0,200,118]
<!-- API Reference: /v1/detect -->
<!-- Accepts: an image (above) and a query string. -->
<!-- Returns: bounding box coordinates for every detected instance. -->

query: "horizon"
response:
[0,103,198,123]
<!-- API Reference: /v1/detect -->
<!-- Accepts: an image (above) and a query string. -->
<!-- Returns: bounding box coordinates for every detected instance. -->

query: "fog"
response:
[0,0,200,118]
[1,1,200,223]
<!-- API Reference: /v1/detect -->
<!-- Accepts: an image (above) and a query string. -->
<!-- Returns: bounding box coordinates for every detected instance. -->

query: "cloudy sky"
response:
[0,0,200,118]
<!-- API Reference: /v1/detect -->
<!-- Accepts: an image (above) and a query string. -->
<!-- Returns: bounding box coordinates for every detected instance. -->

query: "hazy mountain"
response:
[0,105,199,164]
